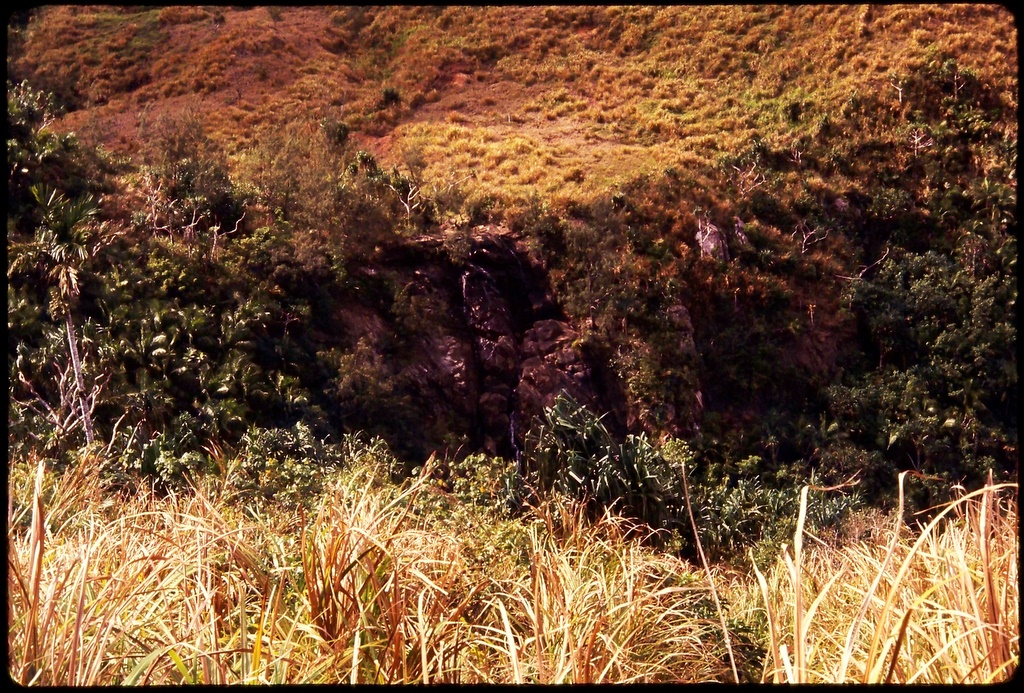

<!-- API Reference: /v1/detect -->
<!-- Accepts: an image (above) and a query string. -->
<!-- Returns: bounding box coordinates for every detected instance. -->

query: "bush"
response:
[322,117,350,148]
[135,106,246,243]
[526,394,684,534]
[661,440,864,566]
[230,424,397,507]
[378,86,401,109]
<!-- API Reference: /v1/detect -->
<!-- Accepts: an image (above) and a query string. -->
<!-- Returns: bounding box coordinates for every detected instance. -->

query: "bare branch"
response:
[790,221,829,254]
[387,180,424,220]
[908,128,934,156]
[430,172,474,198]
[890,77,904,105]
[952,67,966,99]
[835,245,890,281]
[731,160,766,196]
[211,210,245,260]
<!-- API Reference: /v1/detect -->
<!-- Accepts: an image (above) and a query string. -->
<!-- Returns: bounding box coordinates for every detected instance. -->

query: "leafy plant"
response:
[526,394,683,534]
[9,184,107,446]
[825,245,1016,509]
[232,423,359,507]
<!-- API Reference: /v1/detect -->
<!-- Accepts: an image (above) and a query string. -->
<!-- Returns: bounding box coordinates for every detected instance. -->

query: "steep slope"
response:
[10,5,1017,202]
[7,5,1017,509]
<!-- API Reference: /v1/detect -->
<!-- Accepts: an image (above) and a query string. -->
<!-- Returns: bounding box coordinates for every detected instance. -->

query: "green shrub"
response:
[378,86,401,109]
[661,441,864,566]
[230,424,397,507]
[526,393,684,534]
[321,117,350,148]
[447,452,518,509]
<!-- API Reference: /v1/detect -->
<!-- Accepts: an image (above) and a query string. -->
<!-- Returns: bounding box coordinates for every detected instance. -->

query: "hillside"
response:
[4,5,1019,685]
[7,4,1018,548]
[11,6,1017,198]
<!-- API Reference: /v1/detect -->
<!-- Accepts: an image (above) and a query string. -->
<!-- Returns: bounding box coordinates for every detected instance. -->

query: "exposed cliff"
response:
[326,226,692,464]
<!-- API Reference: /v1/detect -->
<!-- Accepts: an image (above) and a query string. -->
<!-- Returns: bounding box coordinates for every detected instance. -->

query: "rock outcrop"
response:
[455,232,598,457]
[328,226,686,462]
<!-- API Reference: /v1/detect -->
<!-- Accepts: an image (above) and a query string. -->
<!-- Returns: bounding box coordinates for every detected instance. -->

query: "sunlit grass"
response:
[8,449,1018,684]
[29,4,1015,213]
[6,452,733,683]
[734,474,1019,683]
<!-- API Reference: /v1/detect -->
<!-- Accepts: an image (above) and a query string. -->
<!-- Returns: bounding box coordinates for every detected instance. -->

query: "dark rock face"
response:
[329,227,685,462]
[423,334,477,420]
[455,233,597,457]
[517,319,593,423]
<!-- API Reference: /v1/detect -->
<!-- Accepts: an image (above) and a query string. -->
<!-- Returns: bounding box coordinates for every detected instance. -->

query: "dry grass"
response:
[7,452,739,684]
[738,473,1019,683]
[8,454,307,685]
[8,6,1018,683]
[296,463,483,683]
[20,5,1015,209]
[10,451,1017,684]
[466,498,735,683]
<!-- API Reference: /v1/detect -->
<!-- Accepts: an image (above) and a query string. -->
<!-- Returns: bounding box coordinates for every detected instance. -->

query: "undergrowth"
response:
[7,443,1018,684]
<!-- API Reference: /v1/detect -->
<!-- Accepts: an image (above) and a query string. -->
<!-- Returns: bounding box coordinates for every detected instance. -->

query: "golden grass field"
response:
[23,5,1017,207]
[8,451,1017,684]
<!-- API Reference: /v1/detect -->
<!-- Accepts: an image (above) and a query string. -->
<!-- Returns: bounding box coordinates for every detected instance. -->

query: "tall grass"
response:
[8,454,311,685]
[7,452,735,683]
[469,498,737,683]
[7,452,1018,684]
[297,459,483,683]
[742,472,1018,683]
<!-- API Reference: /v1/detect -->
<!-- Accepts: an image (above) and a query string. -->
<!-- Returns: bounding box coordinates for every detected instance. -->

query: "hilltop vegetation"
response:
[8,3,1016,509]
[5,6,1018,683]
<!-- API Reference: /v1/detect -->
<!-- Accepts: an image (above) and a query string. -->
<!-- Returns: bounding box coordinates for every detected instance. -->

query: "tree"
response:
[7,80,107,228]
[9,185,103,444]
[824,247,1016,508]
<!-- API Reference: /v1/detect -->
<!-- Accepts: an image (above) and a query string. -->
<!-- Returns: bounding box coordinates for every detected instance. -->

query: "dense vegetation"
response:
[6,5,1018,683]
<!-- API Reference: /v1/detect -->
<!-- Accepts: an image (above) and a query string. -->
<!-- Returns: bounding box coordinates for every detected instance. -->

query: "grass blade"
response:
[121,645,178,686]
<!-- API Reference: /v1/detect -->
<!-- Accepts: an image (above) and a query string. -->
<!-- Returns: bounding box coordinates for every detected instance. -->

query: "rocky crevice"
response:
[456,231,597,458]
[335,225,691,462]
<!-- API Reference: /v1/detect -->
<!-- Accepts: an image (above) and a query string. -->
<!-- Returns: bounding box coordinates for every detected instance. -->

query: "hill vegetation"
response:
[6,5,1018,683]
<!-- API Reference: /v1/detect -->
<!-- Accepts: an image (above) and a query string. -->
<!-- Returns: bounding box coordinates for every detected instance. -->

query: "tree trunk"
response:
[65,311,95,444]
